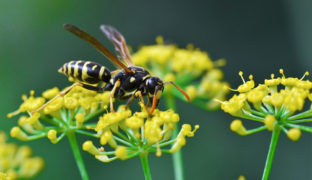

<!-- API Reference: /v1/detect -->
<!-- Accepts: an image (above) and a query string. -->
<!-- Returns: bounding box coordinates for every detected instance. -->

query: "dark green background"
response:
[1,0,311,179]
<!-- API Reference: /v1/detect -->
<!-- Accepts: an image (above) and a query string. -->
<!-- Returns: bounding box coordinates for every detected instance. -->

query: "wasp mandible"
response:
[31,24,190,116]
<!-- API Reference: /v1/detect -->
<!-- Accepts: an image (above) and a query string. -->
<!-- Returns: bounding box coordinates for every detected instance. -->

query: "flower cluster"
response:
[7,86,110,144]
[219,69,312,141]
[132,36,229,110]
[83,104,199,162]
[0,131,44,179]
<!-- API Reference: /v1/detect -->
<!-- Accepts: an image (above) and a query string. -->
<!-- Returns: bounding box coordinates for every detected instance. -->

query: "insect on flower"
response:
[31,24,190,116]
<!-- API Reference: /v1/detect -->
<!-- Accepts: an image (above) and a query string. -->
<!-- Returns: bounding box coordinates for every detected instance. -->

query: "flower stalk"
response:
[164,93,184,180]
[140,153,152,180]
[262,126,281,180]
[67,131,90,180]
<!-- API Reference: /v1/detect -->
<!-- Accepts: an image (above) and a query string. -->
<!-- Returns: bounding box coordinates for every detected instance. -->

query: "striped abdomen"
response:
[58,60,111,84]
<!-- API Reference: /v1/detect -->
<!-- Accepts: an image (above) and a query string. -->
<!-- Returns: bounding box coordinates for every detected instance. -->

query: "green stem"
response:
[261,127,281,180]
[246,126,267,135]
[67,131,90,180]
[284,123,312,133]
[165,94,184,180]
[139,153,152,180]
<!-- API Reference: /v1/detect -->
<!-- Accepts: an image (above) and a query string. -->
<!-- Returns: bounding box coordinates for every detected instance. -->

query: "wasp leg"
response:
[135,91,152,116]
[150,88,160,115]
[123,93,136,109]
[30,82,83,115]
[146,98,151,107]
[110,80,121,113]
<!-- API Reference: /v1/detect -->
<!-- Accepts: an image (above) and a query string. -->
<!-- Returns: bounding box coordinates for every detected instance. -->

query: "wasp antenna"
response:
[63,24,72,30]
[164,81,190,101]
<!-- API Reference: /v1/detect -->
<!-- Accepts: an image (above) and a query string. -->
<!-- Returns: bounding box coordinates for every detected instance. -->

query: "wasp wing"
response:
[63,24,132,74]
[100,25,135,66]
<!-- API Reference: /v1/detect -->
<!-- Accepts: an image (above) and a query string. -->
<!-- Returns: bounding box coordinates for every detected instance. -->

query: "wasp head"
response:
[145,77,164,106]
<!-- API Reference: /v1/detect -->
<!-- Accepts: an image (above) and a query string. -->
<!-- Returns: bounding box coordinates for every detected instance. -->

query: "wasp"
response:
[31,24,190,116]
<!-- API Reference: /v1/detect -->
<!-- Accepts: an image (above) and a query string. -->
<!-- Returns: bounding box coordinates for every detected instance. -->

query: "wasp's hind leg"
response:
[30,82,83,115]
[30,83,107,115]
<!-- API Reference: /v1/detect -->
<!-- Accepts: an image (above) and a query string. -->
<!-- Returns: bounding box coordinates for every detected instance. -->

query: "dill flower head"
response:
[7,86,110,144]
[0,131,44,179]
[82,104,199,162]
[132,36,229,110]
[219,69,312,141]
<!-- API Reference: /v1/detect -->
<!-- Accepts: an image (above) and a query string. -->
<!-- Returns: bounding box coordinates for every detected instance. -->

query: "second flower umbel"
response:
[83,104,199,180]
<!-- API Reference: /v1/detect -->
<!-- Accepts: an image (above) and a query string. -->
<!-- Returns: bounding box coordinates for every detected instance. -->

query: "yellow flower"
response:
[230,120,247,136]
[131,37,229,111]
[0,131,44,179]
[83,106,198,163]
[219,69,312,141]
[8,85,111,144]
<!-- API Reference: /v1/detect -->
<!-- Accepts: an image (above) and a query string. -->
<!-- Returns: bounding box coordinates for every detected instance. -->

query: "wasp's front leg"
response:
[109,80,121,113]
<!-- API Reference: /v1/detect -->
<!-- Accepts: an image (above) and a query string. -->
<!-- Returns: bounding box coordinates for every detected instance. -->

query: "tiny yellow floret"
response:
[10,127,28,141]
[47,130,57,144]
[42,87,60,99]
[230,120,247,136]
[64,97,79,109]
[287,128,301,141]
[82,141,100,155]
[115,146,128,160]
[264,115,276,131]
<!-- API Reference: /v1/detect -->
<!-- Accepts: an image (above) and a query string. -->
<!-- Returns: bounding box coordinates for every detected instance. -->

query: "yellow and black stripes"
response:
[58,60,111,84]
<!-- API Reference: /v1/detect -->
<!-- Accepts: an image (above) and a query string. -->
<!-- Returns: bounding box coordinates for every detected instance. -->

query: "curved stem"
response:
[140,153,152,180]
[165,94,184,180]
[261,127,281,180]
[67,131,90,180]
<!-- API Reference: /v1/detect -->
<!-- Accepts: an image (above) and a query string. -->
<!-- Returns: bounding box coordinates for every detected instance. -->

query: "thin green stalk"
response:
[288,109,312,120]
[67,131,90,180]
[140,153,152,180]
[261,127,281,180]
[165,94,184,180]
[284,123,312,133]
[245,126,267,135]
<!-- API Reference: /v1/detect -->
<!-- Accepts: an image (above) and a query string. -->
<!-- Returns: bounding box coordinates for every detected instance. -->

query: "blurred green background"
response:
[1,0,311,179]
